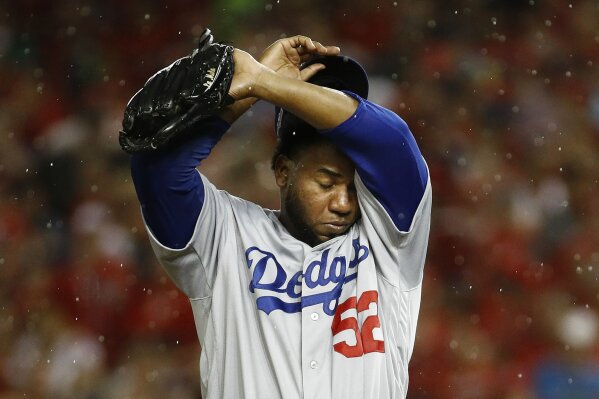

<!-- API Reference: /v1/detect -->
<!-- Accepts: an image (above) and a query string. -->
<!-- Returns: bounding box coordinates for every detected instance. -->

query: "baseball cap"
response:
[274,55,369,137]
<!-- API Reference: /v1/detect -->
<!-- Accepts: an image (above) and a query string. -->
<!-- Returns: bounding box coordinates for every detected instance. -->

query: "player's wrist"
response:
[252,68,280,99]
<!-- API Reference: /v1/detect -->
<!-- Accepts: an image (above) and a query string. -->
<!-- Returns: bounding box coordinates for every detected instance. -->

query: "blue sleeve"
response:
[130,117,230,249]
[323,91,428,232]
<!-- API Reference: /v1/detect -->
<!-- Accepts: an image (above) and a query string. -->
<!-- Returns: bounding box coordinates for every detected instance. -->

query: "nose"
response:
[329,187,354,215]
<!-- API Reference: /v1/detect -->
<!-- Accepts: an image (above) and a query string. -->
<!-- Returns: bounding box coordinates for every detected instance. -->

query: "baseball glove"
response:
[119,28,235,153]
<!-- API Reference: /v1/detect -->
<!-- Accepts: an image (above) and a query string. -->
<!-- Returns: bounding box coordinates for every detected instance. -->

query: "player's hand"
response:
[259,36,340,81]
[228,49,272,100]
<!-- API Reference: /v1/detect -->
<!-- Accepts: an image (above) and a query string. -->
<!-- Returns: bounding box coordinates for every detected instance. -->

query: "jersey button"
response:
[310,312,319,321]
[310,360,318,369]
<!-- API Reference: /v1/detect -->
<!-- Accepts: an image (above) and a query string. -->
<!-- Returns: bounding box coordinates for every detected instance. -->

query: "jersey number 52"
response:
[331,290,385,358]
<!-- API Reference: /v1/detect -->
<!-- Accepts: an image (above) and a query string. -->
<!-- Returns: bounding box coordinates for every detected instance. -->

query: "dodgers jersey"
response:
[132,93,431,398]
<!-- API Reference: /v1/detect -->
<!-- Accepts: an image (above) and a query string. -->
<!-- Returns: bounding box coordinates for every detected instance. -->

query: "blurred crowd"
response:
[1,0,599,398]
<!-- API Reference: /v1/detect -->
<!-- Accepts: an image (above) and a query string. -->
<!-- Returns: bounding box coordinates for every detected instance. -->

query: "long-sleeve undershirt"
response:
[130,116,230,249]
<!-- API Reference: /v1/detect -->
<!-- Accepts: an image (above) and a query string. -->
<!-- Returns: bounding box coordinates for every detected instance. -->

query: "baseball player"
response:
[130,36,431,398]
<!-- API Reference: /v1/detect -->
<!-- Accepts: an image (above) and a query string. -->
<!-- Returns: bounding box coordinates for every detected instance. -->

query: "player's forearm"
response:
[253,70,358,130]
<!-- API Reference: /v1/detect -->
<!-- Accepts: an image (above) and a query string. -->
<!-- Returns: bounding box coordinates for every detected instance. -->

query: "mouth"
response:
[322,222,350,234]
[312,222,352,244]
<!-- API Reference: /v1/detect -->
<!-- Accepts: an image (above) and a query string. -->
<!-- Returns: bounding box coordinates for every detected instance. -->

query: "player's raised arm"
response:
[229,49,358,130]
[229,46,428,233]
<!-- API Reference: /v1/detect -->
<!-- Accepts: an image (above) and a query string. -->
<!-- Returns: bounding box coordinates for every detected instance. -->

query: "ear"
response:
[274,155,293,188]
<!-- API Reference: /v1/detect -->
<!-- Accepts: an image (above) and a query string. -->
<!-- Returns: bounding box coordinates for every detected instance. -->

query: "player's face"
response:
[275,143,359,246]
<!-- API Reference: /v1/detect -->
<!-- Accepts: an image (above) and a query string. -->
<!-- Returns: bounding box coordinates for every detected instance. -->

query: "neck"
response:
[278,209,300,240]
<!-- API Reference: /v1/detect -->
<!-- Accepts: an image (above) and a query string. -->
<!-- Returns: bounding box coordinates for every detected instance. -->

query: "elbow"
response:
[389,114,413,143]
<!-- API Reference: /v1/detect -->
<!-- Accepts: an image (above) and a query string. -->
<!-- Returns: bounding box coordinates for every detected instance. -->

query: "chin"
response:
[301,226,349,247]
[316,227,350,242]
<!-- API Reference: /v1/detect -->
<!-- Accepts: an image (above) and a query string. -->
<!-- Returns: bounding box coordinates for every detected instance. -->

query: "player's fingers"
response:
[324,45,341,55]
[295,43,310,56]
[298,45,340,64]
[300,63,325,81]
[312,41,328,54]
[295,35,316,51]
[279,40,303,64]
[297,40,339,56]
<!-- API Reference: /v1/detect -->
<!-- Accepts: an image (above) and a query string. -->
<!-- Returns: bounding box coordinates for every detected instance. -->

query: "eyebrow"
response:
[316,167,343,178]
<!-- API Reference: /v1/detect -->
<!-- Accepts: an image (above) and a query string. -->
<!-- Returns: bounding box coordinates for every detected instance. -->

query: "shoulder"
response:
[199,172,275,220]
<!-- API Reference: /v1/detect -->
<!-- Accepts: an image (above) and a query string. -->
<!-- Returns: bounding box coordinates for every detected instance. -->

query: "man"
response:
[130,36,431,398]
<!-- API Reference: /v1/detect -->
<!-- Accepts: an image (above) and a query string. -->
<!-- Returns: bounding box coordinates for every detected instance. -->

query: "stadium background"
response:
[1,0,599,398]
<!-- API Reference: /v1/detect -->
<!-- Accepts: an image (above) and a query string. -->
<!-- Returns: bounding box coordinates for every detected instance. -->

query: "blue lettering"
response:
[305,249,329,289]
[245,247,286,294]
[245,240,370,315]
[285,271,302,299]
[329,256,347,284]
[256,296,301,315]
[349,239,369,268]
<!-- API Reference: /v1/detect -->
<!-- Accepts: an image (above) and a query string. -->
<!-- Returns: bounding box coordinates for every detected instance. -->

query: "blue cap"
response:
[275,55,369,137]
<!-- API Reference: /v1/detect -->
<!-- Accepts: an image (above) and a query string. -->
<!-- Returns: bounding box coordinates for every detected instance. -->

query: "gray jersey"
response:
[144,169,431,399]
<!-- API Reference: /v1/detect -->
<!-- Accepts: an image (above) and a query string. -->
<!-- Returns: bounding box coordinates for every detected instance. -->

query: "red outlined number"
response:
[331,290,385,358]
[331,296,363,357]
[357,291,385,354]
